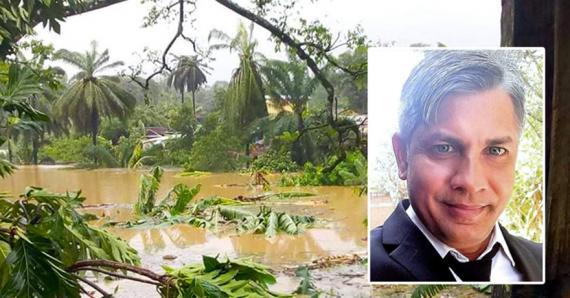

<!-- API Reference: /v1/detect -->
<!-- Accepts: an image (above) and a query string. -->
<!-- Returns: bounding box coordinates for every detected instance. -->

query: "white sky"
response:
[31,0,501,83]
[367,49,424,188]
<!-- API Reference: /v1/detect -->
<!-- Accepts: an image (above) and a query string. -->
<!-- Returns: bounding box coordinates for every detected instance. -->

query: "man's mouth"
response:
[442,202,487,222]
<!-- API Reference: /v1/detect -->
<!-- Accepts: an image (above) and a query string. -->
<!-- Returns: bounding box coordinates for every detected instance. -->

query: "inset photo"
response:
[367,48,545,284]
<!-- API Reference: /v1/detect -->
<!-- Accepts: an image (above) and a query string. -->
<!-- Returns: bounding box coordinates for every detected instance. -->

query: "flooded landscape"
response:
[2,166,374,296]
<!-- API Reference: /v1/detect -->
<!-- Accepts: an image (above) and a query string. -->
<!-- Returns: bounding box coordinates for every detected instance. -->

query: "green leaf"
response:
[277,213,298,235]
[218,206,252,221]
[203,255,221,272]
[0,158,16,178]
[135,166,163,215]
[0,240,11,287]
[1,238,79,298]
[265,212,278,238]
[160,256,287,298]
[411,285,449,298]
[170,184,201,215]
[293,266,319,297]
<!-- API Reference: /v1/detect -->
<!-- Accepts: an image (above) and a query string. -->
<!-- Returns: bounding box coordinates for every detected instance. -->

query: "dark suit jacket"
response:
[370,199,543,282]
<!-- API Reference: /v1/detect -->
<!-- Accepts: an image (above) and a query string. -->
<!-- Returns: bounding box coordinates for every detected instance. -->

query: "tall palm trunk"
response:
[7,139,12,163]
[31,134,39,165]
[91,108,99,164]
[192,90,196,116]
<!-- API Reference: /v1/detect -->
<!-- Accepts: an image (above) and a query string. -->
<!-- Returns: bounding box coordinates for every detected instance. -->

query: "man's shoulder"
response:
[369,224,416,281]
[502,227,542,259]
[500,225,543,281]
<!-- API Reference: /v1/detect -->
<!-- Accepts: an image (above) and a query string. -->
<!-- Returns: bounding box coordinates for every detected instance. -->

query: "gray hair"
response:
[398,50,526,144]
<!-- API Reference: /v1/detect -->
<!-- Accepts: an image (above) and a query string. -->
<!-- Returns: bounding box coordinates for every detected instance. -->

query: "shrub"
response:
[280,150,367,186]
[185,126,244,172]
[39,136,108,164]
[251,150,298,173]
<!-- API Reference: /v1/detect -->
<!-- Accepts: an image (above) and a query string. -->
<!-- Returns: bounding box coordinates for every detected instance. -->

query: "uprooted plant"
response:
[159,255,289,298]
[217,206,316,238]
[112,167,317,237]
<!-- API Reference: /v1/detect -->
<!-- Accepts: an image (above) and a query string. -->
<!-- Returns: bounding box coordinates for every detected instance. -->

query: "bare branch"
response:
[75,275,111,297]
[214,0,336,124]
[130,0,201,94]
[68,259,172,285]
[73,267,163,286]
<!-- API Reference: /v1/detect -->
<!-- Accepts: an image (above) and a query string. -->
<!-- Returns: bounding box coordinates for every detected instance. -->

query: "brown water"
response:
[1,166,369,296]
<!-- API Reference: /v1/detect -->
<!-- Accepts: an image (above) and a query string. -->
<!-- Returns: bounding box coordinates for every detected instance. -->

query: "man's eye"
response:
[433,144,454,153]
[488,146,507,156]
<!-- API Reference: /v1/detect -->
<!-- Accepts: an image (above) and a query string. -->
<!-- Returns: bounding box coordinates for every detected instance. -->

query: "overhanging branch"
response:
[213,0,336,125]
[63,0,129,18]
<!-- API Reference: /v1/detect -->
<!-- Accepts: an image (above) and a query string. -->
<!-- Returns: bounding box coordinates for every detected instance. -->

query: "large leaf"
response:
[1,237,79,298]
[21,187,140,266]
[277,213,298,235]
[0,158,16,178]
[265,211,278,238]
[411,285,449,298]
[135,166,163,215]
[0,240,11,287]
[160,256,287,298]
[169,184,201,216]
[293,266,319,297]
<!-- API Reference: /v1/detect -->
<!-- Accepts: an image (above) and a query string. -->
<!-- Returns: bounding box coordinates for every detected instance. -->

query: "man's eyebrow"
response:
[486,136,514,146]
[422,132,464,146]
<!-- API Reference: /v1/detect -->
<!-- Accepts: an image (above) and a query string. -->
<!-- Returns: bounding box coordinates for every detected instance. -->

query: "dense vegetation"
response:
[0,1,369,296]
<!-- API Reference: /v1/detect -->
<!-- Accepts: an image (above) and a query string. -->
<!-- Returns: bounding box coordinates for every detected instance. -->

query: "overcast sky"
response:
[31,0,501,83]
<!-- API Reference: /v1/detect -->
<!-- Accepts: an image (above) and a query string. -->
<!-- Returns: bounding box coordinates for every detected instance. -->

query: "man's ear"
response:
[392,133,408,180]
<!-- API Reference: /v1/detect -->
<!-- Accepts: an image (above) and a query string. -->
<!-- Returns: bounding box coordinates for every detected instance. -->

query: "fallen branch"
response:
[73,267,163,286]
[75,275,111,297]
[68,259,173,286]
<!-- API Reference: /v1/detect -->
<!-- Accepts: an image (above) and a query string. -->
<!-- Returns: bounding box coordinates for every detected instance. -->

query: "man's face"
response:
[393,88,520,253]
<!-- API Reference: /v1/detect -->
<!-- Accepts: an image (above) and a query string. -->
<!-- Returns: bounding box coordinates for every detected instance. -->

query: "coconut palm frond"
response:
[54,41,136,163]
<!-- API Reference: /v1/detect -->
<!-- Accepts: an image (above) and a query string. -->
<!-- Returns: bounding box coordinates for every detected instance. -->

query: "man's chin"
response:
[440,227,493,250]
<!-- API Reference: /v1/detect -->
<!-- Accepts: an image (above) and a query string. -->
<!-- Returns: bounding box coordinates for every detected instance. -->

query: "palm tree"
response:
[209,22,268,128]
[262,54,318,132]
[166,55,207,114]
[261,54,318,164]
[54,41,136,162]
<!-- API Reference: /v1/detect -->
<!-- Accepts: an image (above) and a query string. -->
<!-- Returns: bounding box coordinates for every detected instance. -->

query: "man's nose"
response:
[449,156,488,194]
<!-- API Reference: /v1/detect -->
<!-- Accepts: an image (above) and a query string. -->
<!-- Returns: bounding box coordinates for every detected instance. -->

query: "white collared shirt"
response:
[406,205,523,282]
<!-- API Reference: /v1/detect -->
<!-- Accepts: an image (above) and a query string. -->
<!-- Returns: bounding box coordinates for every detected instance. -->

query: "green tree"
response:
[0,63,48,175]
[262,54,318,164]
[209,22,268,128]
[330,47,368,114]
[54,41,136,161]
[167,55,207,114]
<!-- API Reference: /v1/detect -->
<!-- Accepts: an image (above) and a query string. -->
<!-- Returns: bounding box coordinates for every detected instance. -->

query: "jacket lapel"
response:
[382,200,455,281]
[500,225,542,281]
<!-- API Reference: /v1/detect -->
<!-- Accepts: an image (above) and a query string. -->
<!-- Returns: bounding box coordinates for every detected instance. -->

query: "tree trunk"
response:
[192,90,196,116]
[501,0,567,297]
[491,285,511,298]
[31,134,39,165]
[7,139,12,163]
[292,106,313,165]
[91,108,99,164]
[546,1,570,296]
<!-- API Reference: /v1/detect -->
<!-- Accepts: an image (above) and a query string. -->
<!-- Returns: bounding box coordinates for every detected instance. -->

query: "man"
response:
[369,50,543,282]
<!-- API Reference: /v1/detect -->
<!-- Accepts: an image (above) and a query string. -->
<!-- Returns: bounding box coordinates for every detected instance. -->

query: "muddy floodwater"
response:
[1,166,376,297]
